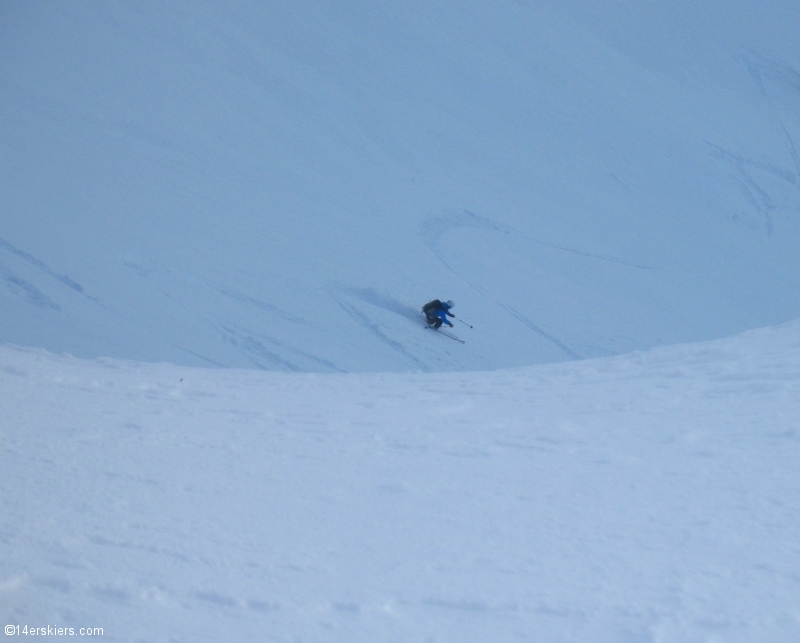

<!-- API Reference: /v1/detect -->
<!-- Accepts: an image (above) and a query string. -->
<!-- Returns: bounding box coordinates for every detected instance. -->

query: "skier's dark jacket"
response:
[422,299,454,327]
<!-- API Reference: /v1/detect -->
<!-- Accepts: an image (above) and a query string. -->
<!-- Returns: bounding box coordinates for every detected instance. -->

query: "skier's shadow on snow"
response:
[348,288,423,324]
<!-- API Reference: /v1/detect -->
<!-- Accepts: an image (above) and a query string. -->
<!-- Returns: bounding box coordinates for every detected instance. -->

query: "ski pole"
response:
[455,317,473,329]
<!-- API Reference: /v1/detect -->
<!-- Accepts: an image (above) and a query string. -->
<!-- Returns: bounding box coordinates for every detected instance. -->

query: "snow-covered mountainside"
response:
[3,321,800,641]
[3,2,800,371]
[4,4,800,641]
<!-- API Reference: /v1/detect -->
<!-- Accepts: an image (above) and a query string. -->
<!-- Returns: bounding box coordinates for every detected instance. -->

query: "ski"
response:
[426,325,465,343]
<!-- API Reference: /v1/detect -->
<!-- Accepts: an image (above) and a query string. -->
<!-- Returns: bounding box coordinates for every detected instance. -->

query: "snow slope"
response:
[3,2,800,371]
[4,5,800,640]
[3,321,800,642]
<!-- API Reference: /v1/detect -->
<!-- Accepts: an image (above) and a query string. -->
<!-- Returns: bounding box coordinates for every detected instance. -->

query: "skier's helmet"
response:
[446,300,454,308]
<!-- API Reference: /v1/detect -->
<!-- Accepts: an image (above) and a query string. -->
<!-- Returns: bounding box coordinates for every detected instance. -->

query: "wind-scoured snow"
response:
[2,321,800,641]
[2,2,800,371]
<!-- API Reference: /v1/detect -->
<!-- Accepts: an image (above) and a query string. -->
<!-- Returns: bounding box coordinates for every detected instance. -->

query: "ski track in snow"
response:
[216,287,309,325]
[0,261,61,310]
[334,298,428,370]
[220,323,345,373]
[422,210,656,271]
[708,54,800,235]
[745,54,800,183]
[347,287,423,324]
[500,303,582,360]
[2,321,800,642]
[220,324,304,372]
[0,237,85,295]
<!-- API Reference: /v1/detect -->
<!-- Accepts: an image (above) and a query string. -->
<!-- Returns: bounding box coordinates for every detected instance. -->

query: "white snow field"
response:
[2,322,800,642]
[4,2,800,642]
[2,1,800,371]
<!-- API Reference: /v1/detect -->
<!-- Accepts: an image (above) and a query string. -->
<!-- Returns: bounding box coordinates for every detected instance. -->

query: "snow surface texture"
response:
[3,3,800,641]
[3,2,800,371]
[2,322,800,642]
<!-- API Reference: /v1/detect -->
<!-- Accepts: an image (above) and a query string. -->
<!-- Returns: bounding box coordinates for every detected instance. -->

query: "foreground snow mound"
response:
[3,320,800,642]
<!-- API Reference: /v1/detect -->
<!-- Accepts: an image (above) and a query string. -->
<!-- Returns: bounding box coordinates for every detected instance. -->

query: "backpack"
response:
[422,299,442,315]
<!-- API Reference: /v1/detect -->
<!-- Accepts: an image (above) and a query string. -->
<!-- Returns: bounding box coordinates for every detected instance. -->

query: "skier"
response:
[422,299,455,329]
